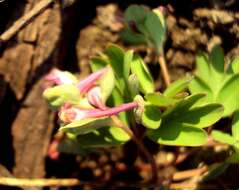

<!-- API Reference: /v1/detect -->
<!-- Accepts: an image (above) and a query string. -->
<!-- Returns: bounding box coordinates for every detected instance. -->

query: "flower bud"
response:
[45,68,78,86]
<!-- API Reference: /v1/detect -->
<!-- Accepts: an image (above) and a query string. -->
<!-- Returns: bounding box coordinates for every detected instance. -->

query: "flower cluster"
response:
[43,67,138,159]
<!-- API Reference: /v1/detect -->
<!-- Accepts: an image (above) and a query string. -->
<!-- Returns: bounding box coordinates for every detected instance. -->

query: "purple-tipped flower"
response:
[59,102,138,123]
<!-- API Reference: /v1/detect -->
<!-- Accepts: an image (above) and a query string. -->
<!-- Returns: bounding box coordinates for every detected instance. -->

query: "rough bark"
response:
[0,1,61,189]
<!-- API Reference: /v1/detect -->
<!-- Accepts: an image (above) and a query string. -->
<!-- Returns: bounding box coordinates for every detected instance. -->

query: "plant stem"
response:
[158,53,170,87]
[111,115,158,182]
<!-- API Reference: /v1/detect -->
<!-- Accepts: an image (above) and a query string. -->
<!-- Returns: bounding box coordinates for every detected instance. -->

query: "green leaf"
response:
[105,44,125,78]
[120,28,147,45]
[76,127,126,148]
[211,130,236,145]
[232,111,239,141]
[147,122,207,146]
[227,152,239,164]
[230,57,239,74]
[209,45,225,92]
[130,55,154,94]
[90,57,108,72]
[174,103,224,128]
[109,125,130,141]
[164,94,206,116]
[145,11,165,53]
[163,76,193,98]
[43,84,81,109]
[195,53,210,83]
[128,74,139,98]
[142,105,162,129]
[99,67,115,101]
[124,50,134,79]
[189,76,214,103]
[124,5,148,26]
[145,92,178,107]
[162,94,223,128]
[210,45,225,75]
[60,117,112,135]
[217,74,239,116]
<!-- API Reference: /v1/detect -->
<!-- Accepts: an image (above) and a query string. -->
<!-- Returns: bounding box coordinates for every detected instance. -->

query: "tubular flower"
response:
[59,102,138,124]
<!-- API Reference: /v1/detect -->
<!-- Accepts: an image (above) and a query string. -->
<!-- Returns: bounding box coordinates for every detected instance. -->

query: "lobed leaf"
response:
[147,122,208,146]
[189,76,214,103]
[217,74,239,116]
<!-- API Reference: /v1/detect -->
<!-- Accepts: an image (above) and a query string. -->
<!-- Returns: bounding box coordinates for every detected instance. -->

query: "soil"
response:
[0,0,239,190]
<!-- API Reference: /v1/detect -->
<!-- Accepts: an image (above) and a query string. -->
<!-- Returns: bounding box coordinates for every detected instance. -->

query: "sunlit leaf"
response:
[90,57,108,71]
[189,76,214,103]
[209,45,225,92]
[211,130,236,145]
[124,50,134,79]
[43,84,81,109]
[130,55,154,94]
[228,57,239,74]
[147,122,207,146]
[163,76,193,98]
[174,103,224,128]
[105,44,125,78]
[60,117,112,135]
[99,67,115,101]
[217,74,239,116]
[232,111,239,141]
[142,105,162,129]
[145,92,178,107]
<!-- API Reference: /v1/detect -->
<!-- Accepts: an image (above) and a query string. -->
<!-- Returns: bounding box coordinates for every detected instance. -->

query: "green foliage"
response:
[60,117,112,135]
[211,111,239,155]
[130,54,154,94]
[122,5,166,54]
[43,84,81,109]
[189,45,239,117]
[147,94,224,146]
[141,105,162,129]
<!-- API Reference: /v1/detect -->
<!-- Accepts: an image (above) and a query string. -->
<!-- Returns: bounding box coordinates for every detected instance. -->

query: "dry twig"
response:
[0,0,54,43]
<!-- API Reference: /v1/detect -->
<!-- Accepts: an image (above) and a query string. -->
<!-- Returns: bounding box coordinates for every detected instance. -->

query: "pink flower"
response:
[59,102,138,124]
[45,68,77,86]
[76,68,108,94]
